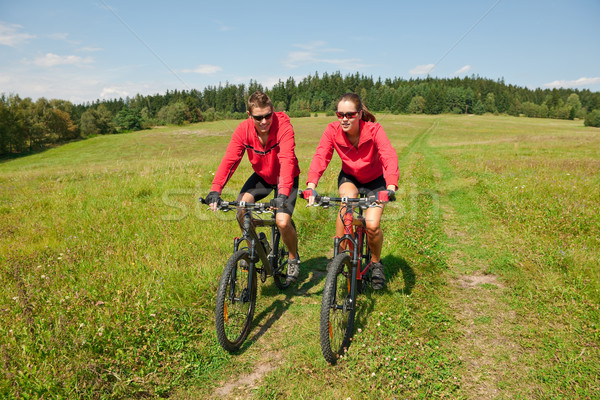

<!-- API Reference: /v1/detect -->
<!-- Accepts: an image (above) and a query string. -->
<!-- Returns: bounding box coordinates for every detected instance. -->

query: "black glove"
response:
[377,190,396,202]
[269,194,288,209]
[205,191,222,205]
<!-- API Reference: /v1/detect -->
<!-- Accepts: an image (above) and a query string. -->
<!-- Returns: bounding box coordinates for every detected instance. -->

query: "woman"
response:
[305,93,399,289]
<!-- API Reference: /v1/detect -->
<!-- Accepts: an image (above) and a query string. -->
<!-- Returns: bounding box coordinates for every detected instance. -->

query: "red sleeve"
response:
[210,125,246,194]
[275,117,297,197]
[373,124,399,190]
[307,124,336,187]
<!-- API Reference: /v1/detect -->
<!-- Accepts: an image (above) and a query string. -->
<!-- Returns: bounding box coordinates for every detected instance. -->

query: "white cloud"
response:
[0,22,36,47]
[0,66,168,103]
[284,51,317,68]
[97,82,158,102]
[100,87,130,98]
[543,77,600,89]
[409,64,435,75]
[283,41,369,70]
[181,64,223,74]
[0,69,102,103]
[78,46,103,52]
[453,65,471,75]
[46,32,69,41]
[230,73,308,90]
[215,19,234,32]
[33,53,94,67]
[322,58,369,71]
[293,41,327,51]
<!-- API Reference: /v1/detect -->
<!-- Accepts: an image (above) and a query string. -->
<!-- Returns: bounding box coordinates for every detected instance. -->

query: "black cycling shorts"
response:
[337,170,386,197]
[240,173,299,216]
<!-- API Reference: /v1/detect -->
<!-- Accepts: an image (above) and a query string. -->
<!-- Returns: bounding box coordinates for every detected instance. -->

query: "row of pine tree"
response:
[2,72,600,156]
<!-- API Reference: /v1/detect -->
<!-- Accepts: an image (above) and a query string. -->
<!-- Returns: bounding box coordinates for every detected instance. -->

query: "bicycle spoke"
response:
[320,253,355,364]
[215,250,257,352]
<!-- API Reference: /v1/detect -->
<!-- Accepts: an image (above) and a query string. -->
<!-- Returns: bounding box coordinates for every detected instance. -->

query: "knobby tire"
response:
[320,252,355,364]
[272,245,290,290]
[215,249,257,352]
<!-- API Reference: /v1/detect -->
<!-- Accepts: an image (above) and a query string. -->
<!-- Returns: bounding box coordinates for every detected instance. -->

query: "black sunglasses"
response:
[335,111,359,119]
[251,112,273,121]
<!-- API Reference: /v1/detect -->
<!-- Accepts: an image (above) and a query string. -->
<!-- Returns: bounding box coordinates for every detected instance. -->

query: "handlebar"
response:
[298,190,395,209]
[199,197,272,212]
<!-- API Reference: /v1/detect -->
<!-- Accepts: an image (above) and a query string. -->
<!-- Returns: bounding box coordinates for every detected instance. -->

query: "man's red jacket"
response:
[211,112,300,197]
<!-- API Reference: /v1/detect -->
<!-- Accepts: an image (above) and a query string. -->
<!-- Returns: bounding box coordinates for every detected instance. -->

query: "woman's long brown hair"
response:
[337,92,376,122]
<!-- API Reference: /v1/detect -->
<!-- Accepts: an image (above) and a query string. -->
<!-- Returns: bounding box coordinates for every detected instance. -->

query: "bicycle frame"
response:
[332,203,371,283]
[302,190,395,363]
[199,198,278,289]
[233,208,279,279]
[203,197,292,352]
[329,200,372,314]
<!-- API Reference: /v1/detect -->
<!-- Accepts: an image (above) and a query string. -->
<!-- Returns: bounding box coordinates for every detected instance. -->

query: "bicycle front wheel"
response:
[320,252,355,364]
[215,249,257,352]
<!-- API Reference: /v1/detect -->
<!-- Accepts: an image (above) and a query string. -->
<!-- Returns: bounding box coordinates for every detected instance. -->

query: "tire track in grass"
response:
[416,119,537,398]
[206,120,460,399]
[193,118,531,399]
[195,255,328,399]
[177,292,295,400]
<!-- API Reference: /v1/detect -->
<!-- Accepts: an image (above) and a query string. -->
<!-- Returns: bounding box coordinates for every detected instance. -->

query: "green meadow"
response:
[1,114,599,399]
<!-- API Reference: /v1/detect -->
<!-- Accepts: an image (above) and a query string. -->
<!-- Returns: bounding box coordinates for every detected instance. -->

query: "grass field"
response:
[1,114,599,399]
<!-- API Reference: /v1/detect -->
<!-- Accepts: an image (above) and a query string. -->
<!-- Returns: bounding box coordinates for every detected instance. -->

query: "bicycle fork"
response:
[331,212,368,313]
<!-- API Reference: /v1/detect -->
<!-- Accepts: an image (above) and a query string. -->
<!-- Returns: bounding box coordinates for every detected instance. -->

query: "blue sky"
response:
[1,0,599,104]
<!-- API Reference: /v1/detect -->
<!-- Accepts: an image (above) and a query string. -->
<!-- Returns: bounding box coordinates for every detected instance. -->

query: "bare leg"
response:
[236,192,256,222]
[336,182,359,249]
[276,213,298,259]
[364,205,384,262]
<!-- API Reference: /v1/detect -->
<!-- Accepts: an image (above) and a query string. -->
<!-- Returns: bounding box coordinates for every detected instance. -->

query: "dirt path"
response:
[441,204,539,398]
[417,119,532,398]
[189,120,541,399]
[207,311,289,400]
[444,233,526,398]
[205,268,326,399]
[211,351,283,399]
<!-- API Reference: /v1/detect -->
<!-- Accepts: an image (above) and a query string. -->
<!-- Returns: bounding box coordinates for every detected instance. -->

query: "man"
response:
[205,91,301,283]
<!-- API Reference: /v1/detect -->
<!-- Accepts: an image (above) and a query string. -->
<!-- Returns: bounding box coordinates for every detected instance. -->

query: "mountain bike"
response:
[301,189,395,364]
[199,197,293,352]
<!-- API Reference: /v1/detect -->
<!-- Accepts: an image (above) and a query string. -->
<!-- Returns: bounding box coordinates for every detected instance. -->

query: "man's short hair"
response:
[247,91,273,113]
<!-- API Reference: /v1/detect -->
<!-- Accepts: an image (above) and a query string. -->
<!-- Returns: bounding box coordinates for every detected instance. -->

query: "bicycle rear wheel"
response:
[215,249,257,352]
[272,244,290,290]
[320,252,355,364]
[358,231,372,294]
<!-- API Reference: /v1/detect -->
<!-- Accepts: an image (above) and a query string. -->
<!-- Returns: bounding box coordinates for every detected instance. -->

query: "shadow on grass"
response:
[235,256,329,354]
[0,148,47,163]
[353,254,415,334]
[0,138,90,164]
[232,254,415,354]
[383,254,416,296]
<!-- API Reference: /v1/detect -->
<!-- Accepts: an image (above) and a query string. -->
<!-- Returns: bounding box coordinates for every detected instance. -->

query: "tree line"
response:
[2,72,600,156]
